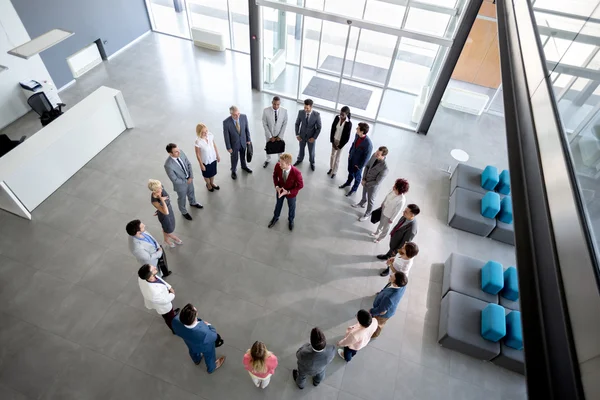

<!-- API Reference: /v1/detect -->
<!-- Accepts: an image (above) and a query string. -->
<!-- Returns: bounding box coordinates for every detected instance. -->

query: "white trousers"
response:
[266,152,282,162]
[249,372,272,388]
[374,218,393,240]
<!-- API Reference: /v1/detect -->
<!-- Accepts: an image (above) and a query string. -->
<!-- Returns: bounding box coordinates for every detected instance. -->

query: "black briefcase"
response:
[265,140,286,155]
[246,142,253,163]
[370,207,382,224]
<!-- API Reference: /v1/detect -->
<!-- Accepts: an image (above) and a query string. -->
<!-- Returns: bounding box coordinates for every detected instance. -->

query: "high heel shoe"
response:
[213,184,220,190]
[206,184,214,192]
[165,241,176,248]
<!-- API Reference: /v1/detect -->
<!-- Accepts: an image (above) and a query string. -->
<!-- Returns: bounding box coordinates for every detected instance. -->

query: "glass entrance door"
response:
[146,0,192,39]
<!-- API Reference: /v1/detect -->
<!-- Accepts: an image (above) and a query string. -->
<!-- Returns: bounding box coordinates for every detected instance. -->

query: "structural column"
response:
[249,0,263,91]
[417,0,484,134]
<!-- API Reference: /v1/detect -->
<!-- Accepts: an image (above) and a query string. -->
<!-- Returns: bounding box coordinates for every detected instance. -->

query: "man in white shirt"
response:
[381,241,419,277]
[137,264,179,333]
[262,96,288,168]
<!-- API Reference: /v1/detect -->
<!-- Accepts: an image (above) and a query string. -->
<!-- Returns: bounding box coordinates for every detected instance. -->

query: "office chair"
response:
[27,92,66,126]
[0,134,26,157]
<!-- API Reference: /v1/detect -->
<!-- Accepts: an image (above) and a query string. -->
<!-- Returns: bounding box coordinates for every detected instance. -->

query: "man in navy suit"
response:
[223,105,253,180]
[370,271,408,338]
[172,303,226,373]
[339,122,373,197]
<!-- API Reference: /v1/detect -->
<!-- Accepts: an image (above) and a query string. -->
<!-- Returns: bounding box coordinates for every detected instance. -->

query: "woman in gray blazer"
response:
[148,179,182,248]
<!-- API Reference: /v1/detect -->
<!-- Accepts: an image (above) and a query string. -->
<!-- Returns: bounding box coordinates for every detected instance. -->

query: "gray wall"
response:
[11,0,151,88]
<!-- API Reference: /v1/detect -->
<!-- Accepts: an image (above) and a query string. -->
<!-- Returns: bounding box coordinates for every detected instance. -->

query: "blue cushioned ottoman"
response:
[449,188,497,237]
[481,192,501,219]
[498,196,513,224]
[482,166,500,191]
[438,291,501,361]
[491,308,524,374]
[481,261,504,294]
[496,170,511,195]
[505,311,523,350]
[489,220,515,245]
[502,267,519,301]
[450,163,487,196]
[481,304,506,342]
[442,253,498,303]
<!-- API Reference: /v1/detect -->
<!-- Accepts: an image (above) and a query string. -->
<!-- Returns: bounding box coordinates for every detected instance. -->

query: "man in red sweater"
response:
[269,152,304,231]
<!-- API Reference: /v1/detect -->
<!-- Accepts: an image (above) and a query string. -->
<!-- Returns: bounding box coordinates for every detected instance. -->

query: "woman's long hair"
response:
[248,341,271,373]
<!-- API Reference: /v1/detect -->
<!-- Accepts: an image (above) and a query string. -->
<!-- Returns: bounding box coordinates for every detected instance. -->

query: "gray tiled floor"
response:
[0,33,525,400]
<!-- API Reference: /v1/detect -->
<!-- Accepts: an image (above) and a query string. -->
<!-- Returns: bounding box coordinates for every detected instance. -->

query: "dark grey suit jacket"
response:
[295,110,322,141]
[363,155,389,188]
[296,343,335,375]
[223,114,252,151]
[389,217,418,254]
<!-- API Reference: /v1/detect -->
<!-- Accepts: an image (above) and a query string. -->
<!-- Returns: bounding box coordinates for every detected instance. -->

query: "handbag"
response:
[370,207,382,224]
[246,142,253,163]
[265,139,286,154]
[157,251,169,275]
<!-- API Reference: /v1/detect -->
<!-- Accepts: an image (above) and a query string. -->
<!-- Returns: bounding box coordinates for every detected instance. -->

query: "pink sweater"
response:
[243,353,278,378]
[337,320,379,350]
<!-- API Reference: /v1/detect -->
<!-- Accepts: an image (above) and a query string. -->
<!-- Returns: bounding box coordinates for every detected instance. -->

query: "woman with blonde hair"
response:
[148,179,182,248]
[194,123,221,192]
[242,341,278,389]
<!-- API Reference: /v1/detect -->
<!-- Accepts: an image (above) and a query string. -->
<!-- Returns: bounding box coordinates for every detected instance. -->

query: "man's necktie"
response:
[306,113,309,124]
[390,219,406,237]
[274,110,278,124]
[283,169,288,183]
[176,158,189,179]
[235,120,241,134]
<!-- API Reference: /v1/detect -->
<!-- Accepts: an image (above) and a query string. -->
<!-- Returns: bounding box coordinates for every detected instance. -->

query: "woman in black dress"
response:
[148,179,182,248]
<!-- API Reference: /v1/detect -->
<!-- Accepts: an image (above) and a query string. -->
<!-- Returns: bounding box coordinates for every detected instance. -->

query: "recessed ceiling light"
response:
[8,29,74,60]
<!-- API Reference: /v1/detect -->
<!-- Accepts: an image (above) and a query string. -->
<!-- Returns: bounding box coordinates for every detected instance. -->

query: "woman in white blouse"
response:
[194,123,221,192]
[371,178,409,243]
[328,106,352,179]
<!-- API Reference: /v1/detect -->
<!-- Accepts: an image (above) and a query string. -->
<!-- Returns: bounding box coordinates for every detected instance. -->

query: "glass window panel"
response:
[378,89,418,128]
[419,0,458,7]
[553,73,575,90]
[324,0,366,19]
[404,7,451,37]
[532,0,598,18]
[300,69,339,109]
[389,38,441,94]
[346,29,396,85]
[555,41,596,68]
[363,0,406,28]
[302,17,323,69]
[229,0,250,53]
[147,0,191,39]
[188,0,230,46]
[317,21,349,73]
[305,0,325,11]
[534,12,586,33]
[263,7,300,98]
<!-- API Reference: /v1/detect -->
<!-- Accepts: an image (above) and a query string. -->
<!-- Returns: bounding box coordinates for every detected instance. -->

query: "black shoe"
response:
[327,169,332,175]
[345,190,356,197]
[162,271,172,278]
[376,254,388,260]
[339,183,349,189]
[289,221,294,231]
[183,213,193,221]
[207,185,214,192]
[231,172,237,180]
[331,174,336,179]
[293,161,301,166]
[213,185,220,190]
[194,359,202,365]
[263,161,269,168]
[293,370,303,389]
[313,380,320,387]
[268,218,278,228]
[310,164,315,171]
[380,267,390,277]
[191,203,204,209]
[242,167,253,173]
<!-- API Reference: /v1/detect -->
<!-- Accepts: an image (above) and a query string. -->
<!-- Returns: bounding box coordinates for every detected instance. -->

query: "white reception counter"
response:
[0,86,133,219]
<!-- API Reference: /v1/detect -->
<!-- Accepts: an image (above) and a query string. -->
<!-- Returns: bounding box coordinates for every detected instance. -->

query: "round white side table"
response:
[445,149,469,176]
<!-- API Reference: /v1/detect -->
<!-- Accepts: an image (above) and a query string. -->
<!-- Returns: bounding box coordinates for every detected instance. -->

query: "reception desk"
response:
[0,86,133,219]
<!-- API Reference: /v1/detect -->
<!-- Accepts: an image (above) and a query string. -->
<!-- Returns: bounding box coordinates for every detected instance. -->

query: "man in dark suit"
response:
[223,105,253,180]
[377,204,420,260]
[269,152,304,231]
[293,327,336,389]
[294,99,322,171]
[339,122,373,196]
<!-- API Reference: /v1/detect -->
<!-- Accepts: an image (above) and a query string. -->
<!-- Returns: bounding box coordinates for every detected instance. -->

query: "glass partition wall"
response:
[144,0,250,53]
[258,0,467,130]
